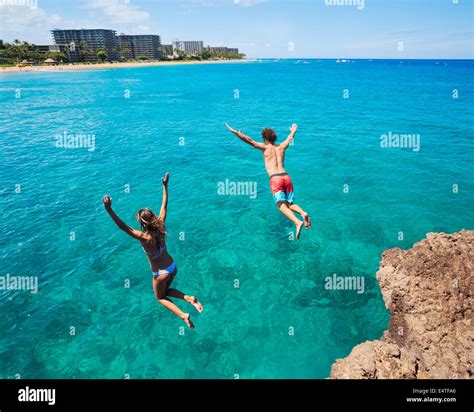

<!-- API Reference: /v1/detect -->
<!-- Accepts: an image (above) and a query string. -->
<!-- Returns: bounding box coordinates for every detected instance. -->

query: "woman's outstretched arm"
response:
[159,172,170,222]
[102,195,146,240]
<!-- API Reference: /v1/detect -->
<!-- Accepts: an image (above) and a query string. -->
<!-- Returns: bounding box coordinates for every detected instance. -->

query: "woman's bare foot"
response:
[186,296,203,313]
[302,212,311,228]
[182,314,195,329]
[296,221,304,239]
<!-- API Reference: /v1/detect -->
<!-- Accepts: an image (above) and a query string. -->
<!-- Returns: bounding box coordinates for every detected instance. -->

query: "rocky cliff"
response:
[330,230,473,379]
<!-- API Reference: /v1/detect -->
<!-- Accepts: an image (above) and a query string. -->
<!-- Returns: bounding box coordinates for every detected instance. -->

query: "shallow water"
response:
[0,59,473,378]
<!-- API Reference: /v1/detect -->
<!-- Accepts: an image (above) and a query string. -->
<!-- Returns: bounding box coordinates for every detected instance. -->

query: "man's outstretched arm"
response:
[226,124,265,150]
[280,123,298,149]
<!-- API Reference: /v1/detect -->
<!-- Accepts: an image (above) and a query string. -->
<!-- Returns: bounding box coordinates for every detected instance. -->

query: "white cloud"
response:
[179,0,266,11]
[233,0,266,7]
[135,24,152,34]
[0,4,62,43]
[81,0,149,24]
[0,0,153,43]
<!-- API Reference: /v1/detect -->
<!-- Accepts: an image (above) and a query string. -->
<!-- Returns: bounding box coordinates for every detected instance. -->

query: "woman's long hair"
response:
[136,208,166,246]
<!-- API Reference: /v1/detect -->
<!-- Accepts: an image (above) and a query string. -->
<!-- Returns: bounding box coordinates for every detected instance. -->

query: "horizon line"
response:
[248,57,474,61]
[245,56,474,61]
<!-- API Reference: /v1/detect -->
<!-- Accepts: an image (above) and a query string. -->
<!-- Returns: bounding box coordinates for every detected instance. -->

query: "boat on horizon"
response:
[337,49,352,63]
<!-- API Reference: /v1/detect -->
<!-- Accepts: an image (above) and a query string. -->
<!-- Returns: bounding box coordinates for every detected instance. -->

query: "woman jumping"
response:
[102,172,203,329]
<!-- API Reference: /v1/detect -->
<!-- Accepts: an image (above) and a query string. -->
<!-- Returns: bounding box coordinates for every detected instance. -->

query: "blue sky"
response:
[0,0,472,58]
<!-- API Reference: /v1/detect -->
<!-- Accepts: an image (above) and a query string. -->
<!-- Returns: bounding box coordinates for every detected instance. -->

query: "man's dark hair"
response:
[262,128,277,143]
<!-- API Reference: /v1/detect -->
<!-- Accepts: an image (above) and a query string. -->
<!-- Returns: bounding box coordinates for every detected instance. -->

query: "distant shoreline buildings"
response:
[45,28,241,63]
[172,40,204,56]
[118,34,162,61]
[0,28,243,66]
[51,29,120,62]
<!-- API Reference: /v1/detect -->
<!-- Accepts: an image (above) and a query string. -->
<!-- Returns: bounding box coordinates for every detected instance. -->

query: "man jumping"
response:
[225,123,311,239]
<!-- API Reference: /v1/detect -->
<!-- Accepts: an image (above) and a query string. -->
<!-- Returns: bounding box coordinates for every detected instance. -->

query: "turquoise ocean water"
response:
[0,60,473,378]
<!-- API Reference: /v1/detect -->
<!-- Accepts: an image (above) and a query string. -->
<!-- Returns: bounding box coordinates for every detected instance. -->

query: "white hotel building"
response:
[172,40,204,56]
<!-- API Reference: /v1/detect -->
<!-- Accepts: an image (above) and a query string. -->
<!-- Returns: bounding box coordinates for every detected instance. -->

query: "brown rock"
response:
[330,230,474,379]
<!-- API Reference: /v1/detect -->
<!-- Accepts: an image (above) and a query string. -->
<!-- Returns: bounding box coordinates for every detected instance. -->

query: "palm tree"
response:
[97,50,108,63]
[120,46,132,61]
[79,40,92,62]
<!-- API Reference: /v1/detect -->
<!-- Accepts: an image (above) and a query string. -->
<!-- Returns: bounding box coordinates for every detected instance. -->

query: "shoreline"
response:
[0,59,254,74]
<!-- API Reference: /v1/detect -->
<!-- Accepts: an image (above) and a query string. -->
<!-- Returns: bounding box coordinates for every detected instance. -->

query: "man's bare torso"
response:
[262,143,287,177]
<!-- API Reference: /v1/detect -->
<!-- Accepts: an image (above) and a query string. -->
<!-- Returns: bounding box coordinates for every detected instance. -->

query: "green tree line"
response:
[0,39,245,66]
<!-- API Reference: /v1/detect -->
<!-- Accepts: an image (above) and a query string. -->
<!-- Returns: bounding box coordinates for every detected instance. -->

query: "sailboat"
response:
[336,49,351,63]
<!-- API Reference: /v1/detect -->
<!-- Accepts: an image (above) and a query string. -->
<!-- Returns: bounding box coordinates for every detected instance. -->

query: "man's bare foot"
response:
[302,212,311,229]
[296,221,304,239]
[182,314,195,329]
[186,296,203,313]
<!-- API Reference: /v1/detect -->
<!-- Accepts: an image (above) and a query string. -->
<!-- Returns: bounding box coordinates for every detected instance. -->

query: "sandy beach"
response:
[0,59,254,74]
